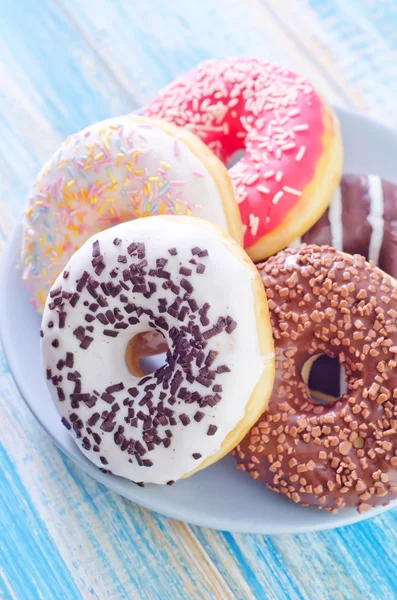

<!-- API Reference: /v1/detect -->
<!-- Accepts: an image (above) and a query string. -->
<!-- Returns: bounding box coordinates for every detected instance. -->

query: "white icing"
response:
[339,364,348,395]
[367,174,384,264]
[41,218,269,484]
[23,115,230,310]
[288,237,302,249]
[328,186,343,251]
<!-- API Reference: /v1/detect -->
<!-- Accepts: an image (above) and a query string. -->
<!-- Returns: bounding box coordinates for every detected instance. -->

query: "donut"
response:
[291,174,397,398]
[233,245,397,514]
[41,216,275,485]
[23,114,242,311]
[291,173,397,276]
[144,58,343,260]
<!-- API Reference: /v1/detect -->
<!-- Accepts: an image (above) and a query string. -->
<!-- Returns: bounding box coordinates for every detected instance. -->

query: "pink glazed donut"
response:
[144,58,343,261]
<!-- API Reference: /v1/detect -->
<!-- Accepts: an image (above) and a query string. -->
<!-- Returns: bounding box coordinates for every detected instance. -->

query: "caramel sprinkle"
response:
[232,245,397,514]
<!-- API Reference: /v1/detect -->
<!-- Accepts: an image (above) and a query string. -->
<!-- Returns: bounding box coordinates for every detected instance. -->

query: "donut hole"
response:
[125,331,168,377]
[303,353,347,405]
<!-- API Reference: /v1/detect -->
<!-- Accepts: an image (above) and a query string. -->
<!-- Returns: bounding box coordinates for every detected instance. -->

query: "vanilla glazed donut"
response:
[291,174,397,398]
[144,58,343,260]
[41,216,274,485]
[233,245,397,514]
[23,115,242,311]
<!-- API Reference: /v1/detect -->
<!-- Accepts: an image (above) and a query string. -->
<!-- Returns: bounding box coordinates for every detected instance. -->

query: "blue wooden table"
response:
[1,1,397,598]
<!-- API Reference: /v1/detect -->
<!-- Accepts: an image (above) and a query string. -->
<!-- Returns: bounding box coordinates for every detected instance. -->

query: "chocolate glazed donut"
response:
[291,174,397,276]
[291,174,397,398]
[233,245,397,514]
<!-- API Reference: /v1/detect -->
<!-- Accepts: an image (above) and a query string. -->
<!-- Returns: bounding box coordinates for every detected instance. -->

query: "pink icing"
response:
[144,58,326,248]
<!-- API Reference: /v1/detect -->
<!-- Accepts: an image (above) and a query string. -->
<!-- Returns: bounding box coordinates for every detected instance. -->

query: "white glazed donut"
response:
[23,115,242,311]
[41,216,274,484]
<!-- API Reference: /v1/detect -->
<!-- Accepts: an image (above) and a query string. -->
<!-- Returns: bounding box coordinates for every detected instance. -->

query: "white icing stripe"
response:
[328,186,343,251]
[339,365,348,396]
[367,174,385,265]
[289,236,302,249]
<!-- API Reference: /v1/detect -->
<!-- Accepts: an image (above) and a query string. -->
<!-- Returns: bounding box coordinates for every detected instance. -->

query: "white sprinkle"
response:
[289,108,300,117]
[241,117,252,132]
[283,186,302,196]
[289,236,302,249]
[251,218,259,237]
[275,149,282,159]
[295,146,306,162]
[228,98,239,108]
[263,170,275,179]
[246,173,259,185]
[249,214,259,236]
[293,124,309,132]
[272,191,284,204]
[276,171,283,182]
[257,185,270,194]
[281,142,296,151]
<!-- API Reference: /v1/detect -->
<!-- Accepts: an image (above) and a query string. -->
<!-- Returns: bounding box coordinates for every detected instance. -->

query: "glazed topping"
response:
[41,217,266,484]
[234,245,397,513]
[145,58,327,246]
[23,115,229,311]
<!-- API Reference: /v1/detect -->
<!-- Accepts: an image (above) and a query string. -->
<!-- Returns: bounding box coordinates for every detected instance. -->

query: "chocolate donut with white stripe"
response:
[291,174,397,275]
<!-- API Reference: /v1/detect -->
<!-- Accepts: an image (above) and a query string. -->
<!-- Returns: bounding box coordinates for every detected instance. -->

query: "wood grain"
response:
[0,1,397,599]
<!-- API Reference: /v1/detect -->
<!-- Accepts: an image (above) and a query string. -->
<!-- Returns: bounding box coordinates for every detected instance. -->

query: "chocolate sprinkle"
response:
[207,425,218,436]
[180,278,193,294]
[106,382,125,394]
[59,312,66,328]
[80,336,93,350]
[194,411,205,422]
[61,417,71,430]
[76,271,90,292]
[103,330,119,337]
[179,413,190,426]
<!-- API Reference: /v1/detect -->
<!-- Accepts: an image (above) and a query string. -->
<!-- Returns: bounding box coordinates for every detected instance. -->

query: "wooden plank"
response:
[263,0,397,123]
[0,367,241,599]
[54,0,350,105]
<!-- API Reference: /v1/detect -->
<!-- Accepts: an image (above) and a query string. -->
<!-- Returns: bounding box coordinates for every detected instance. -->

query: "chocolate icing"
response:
[234,245,397,513]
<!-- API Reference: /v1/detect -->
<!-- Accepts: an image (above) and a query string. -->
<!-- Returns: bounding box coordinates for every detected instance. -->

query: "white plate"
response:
[1,106,397,534]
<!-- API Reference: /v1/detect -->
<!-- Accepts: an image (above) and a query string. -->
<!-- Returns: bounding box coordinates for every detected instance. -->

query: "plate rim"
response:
[1,104,397,534]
